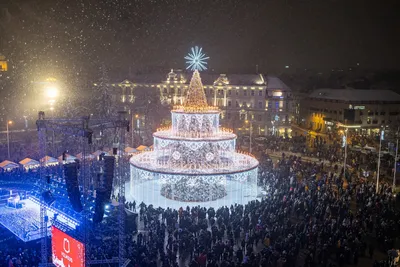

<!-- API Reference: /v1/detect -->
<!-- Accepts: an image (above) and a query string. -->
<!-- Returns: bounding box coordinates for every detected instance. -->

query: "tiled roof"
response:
[119,71,290,90]
[266,76,291,91]
[309,89,400,102]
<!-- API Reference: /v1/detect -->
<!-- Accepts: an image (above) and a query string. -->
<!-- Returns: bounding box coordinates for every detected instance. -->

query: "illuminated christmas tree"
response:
[129,70,259,206]
[184,70,208,108]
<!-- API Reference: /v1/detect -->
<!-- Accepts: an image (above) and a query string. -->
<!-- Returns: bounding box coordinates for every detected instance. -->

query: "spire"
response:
[184,70,208,108]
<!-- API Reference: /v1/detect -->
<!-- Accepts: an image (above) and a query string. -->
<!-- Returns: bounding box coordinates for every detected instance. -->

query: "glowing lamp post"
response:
[131,114,140,146]
[338,122,361,181]
[342,129,348,177]
[46,87,58,98]
[376,128,384,194]
[6,120,12,159]
[393,127,399,193]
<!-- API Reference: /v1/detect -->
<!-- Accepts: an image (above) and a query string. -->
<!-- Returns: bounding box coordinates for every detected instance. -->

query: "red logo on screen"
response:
[52,226,85,267]
[64,238,70,253]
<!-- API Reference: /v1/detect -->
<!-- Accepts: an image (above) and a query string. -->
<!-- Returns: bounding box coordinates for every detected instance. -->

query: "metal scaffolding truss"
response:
[36,111,129,267]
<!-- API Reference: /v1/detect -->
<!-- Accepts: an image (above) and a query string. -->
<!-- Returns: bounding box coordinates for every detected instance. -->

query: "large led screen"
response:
[52,226,85,267]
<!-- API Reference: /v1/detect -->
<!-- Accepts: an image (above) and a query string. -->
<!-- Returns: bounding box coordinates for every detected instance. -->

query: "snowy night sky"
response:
[0,0,399,80]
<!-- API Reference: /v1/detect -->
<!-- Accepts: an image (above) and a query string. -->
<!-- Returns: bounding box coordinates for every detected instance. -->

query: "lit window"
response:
[272,91,282,97]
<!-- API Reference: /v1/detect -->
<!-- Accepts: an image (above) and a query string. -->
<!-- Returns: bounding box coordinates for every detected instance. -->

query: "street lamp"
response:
[46,87,58,98]
[6,120,12,159]
[393,127,399,193]
[245,120,253,154]
[337,123,361,180]
[376,127,384,193]
[135,114,141,144]
[342,128,348,178]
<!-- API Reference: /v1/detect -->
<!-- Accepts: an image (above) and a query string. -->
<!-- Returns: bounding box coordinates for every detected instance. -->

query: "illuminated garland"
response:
[172,105,219,113]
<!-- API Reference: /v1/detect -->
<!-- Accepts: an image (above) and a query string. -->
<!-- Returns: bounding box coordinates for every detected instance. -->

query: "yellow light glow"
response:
[8,121,12,125]
[46,87,58,98]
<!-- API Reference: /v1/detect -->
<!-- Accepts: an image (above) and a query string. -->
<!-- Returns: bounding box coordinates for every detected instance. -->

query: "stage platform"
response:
[0,199,79,242]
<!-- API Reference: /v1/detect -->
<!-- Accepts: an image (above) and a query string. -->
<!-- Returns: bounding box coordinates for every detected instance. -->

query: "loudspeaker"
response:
[42,191,55,206]
[103,156,115,201]
[64,163,83,212]
[93,190,106,224]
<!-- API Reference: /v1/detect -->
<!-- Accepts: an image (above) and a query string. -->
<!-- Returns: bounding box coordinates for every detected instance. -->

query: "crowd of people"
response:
[1,134,400,267]
[119,151,399,267]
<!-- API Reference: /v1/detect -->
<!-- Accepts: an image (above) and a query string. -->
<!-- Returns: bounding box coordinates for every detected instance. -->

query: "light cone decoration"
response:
[184,70,208,108]
[174,70,218,113]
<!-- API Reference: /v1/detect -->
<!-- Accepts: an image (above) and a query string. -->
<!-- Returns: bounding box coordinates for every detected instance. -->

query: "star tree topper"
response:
[185,46,209,71]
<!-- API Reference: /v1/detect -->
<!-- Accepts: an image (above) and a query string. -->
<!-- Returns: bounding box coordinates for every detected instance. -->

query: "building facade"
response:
[0,54,7,72]
[101,69,294,137]
[300,88,400,136]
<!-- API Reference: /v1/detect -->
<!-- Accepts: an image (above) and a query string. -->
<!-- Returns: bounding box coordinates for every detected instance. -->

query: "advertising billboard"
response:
[52,226,85,267]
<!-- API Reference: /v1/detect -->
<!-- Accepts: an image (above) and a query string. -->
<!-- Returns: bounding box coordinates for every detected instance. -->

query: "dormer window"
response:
[214,74,230,86]
[272,91,282,97]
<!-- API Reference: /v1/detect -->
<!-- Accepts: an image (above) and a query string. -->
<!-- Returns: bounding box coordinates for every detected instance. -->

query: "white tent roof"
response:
[76,152,95,160]
[0,160,19,169]
[136,145,147,151]
[19,158,40,166]
[57,154,77,162]
[40,156,58,164]
[124,147,137,153]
